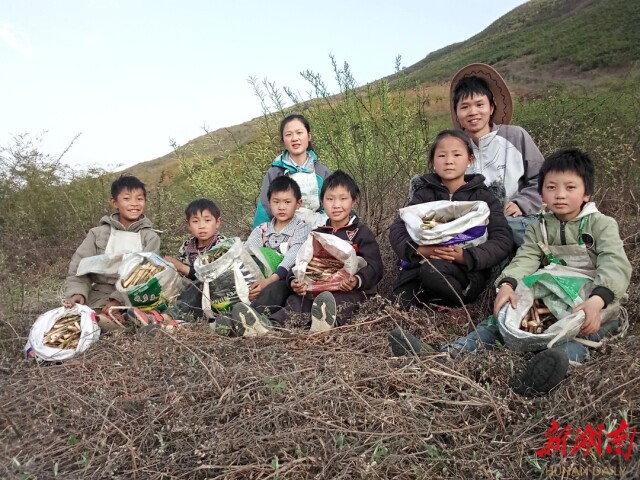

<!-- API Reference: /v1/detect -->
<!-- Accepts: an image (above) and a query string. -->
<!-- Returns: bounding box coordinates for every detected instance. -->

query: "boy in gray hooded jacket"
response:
[63,175,161,317]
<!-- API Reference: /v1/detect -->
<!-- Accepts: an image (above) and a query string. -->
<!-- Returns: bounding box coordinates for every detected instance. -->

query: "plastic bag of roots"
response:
[497,264,622,352]
[292,232,367,293]
[194,237,264,314]
[116,252,185,312]
[24,304,100,363]
[399,200,490,248]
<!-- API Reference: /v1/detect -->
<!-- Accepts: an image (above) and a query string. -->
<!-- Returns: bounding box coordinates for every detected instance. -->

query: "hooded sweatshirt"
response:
[64,213,161,308]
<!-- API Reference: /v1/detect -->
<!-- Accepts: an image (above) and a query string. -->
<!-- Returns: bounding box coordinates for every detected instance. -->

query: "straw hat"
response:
[450,63,513,129]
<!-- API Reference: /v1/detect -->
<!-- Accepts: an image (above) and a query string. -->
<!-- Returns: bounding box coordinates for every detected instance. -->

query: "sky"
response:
[1,0,528,171]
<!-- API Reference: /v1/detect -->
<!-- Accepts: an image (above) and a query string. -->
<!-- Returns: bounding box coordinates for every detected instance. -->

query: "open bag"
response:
[498,264,622,352]
[194,237,264,314]
[24,304,100,363]
[399,200,489,248]
[116,252,185,312]
[292,232,366,293]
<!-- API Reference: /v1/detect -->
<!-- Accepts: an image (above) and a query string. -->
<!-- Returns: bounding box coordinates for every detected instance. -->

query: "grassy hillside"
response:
[126,0,640,187]
[400,0,640,85]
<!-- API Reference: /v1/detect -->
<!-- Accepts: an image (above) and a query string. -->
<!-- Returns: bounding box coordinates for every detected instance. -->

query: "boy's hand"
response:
[494,284,517,317]
[338,275,357,292]
[431,246,465,264]
[574,296,605,335]
[505,201,523,217]
[249,275,278,301]
[101,299,122,315]
[164,256,189,276]
[63,294,85,308]
[291,279,307,296]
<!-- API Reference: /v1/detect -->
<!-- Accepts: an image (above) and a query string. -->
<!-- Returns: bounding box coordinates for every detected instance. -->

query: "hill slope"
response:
[126,0,640,184]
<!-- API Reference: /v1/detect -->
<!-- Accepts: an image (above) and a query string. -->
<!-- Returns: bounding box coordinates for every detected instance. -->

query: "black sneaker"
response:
[511,348,569,397]
[310,292,337,333]
[232,303,272,337]
[388,328,435,356]
[210,315,239,336]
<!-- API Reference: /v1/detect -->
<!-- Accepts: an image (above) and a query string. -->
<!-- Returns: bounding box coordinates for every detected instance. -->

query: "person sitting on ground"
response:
[63,175,160,328]
[234,170,384,335]
[389,129,513,310]
[161,198,225,323]
[448,63,545,246]
[252,113,331,228]
[242,176,312,322]
[390,149,631,397]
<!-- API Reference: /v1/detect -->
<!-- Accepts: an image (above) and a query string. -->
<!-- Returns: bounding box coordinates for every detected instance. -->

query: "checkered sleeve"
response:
[278,221,312,275]
[244,225,265,249]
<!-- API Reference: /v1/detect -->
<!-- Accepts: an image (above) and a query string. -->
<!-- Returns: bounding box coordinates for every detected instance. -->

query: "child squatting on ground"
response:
[159,198,225,323]
[63,175,161,329]
[389,129,514,310]
[389,149,632,396]
[233,170,384,336]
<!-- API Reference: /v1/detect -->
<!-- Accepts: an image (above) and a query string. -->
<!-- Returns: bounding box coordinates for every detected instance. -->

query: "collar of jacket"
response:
[271,149,318,174]
[102,212,154,231]
[316,214,358,232]
[417,173,487,193]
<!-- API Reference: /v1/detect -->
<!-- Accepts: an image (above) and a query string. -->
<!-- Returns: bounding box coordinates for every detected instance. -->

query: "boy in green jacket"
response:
[390,149,631,396]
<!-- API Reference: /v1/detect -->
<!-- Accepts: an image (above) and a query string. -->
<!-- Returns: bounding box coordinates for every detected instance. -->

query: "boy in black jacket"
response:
[389,130,514,309]
[233,171,384,335]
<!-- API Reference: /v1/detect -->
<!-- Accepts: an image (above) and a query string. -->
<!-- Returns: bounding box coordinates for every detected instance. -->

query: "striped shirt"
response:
[245,214,311,279]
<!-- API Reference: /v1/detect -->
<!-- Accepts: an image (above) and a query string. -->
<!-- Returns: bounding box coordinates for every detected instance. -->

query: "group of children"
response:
[64,167,384,338]
[62,64,632,398]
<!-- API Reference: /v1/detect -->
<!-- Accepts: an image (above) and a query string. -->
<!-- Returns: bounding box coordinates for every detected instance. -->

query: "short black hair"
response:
[320,170,360,201]
[111,174,147,199]
[268,175,302,200]
[538,148,595,196]
[428,129,474,168]
[185,198,221,220]
[452,76,496,112]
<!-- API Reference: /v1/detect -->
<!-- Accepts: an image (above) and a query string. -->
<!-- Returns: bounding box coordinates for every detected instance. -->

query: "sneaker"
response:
[511,348,569,397]
[310,291,337,333]
[210,315,239,336]
[125,307,165,327]
[96,313,126,332]
[388,328,437,357]
[232,303,271,337]
[136,323,161,339]
[388,328,424,356]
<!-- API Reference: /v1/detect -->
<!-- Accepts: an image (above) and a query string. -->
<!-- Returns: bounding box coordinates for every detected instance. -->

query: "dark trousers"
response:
[167,281,204,320]
[269,290,367,326]
[251,280,291,319]
[391,260,489,309]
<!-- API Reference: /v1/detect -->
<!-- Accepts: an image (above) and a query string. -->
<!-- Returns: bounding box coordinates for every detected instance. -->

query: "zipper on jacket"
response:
[560,221,566,245]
